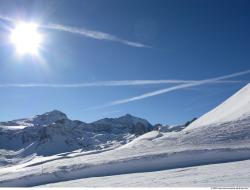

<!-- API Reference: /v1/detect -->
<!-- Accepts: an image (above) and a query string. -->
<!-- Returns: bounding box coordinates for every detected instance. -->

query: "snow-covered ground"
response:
[43,159,250,187]
[0,83,249,187]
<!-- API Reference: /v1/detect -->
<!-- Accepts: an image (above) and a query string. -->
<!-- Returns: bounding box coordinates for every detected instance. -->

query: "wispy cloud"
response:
[0,14,150,48]
[93,70,250,108]
[44,24,150,48]
[0,80,242,88]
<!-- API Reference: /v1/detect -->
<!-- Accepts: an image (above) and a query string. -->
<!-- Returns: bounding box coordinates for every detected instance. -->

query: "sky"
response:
[0,0,249,125]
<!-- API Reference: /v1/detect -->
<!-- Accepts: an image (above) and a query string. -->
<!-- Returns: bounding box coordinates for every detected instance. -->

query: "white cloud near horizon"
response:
[0,14,150,48]
[0,79,243,88]
[92,70,250,109]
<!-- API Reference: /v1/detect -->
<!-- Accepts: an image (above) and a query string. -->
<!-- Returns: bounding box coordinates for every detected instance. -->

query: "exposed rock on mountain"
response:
[0,111,153,164]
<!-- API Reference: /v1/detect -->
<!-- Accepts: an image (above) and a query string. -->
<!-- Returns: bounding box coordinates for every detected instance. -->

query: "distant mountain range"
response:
[0,109,194,166]
[0,111,155,163]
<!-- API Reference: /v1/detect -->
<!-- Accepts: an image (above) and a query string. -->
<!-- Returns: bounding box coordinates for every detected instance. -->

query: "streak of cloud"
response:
[44,24,150,48]
[94,70,250,108]
[0,14,150,48]
[0,80,243,88]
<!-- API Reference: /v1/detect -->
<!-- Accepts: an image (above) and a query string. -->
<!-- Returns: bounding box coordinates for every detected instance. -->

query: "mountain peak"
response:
[120,114,133,119]
[41,110,67,118]
[31,110,68,126]
[118,114,152,127]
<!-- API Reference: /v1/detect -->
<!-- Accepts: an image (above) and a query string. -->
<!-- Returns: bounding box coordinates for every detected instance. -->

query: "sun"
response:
[10,22,43,55]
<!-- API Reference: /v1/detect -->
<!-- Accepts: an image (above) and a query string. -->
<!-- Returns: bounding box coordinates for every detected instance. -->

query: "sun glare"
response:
[10,22,43,55]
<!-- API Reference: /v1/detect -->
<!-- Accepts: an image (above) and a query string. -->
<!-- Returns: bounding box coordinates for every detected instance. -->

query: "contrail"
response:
[44,24,150,48]
[0,14,150,48]
[0,80,242,88]
[95,70,250,108]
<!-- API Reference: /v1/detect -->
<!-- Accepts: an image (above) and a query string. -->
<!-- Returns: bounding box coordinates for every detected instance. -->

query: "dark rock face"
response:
[132,122,150,135]
[184,118,198,127]
[92,114,153,135]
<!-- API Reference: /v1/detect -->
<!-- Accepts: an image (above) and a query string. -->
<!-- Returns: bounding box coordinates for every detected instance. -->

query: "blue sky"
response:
[0,0,249,125]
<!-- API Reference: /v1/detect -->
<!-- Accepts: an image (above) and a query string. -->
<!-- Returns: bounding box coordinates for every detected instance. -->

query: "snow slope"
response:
[43,159,250,187]
[186,83,250,130]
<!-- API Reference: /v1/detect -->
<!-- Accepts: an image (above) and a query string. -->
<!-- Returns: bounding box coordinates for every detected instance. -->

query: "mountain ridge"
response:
[0,110,153,165]
[1,110,152,128]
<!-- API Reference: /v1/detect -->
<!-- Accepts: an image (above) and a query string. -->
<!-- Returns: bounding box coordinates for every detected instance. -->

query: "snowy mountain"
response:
[0,83,250,187]
[186,83,250,130]
[0,111,152,166]
[92,114,152,135]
